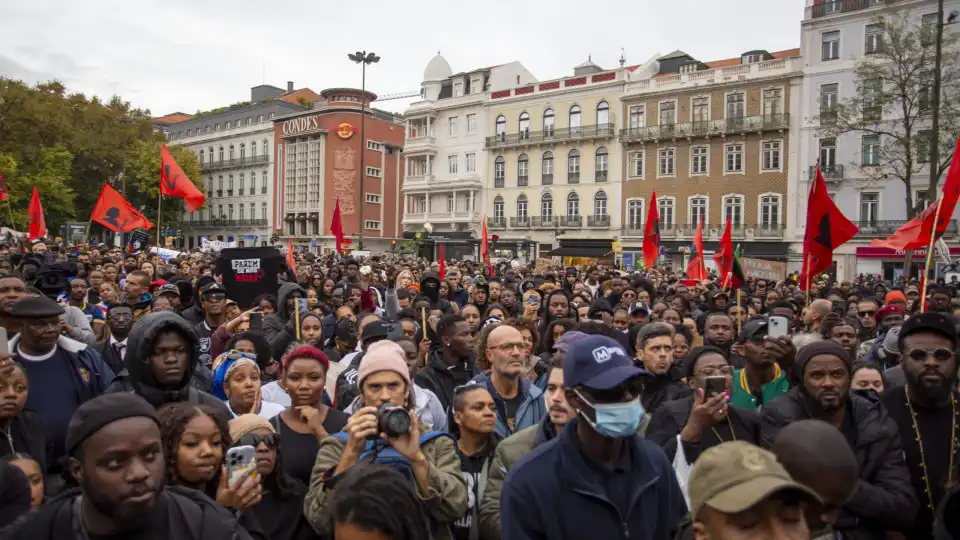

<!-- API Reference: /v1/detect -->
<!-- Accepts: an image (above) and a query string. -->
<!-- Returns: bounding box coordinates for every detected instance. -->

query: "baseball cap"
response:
[362,320,398,345]
[883,325,902,355]
[157,283,180,298]
[563,335,648,390]
[689,441,822,519]
[200,282,226,297]
[554,331,587,355]
[736,318,769,344]
[628,302,651,316]
[898,311,958,350]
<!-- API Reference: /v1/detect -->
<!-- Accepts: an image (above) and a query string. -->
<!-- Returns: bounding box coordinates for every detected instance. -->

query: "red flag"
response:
[871,137,960,250]
[438,243,446,279]
[286,238,296,279]
[27,186,46,241]
[481,217,493,276]
[0,173,8,202]
[91,183,154,232]
[685,218,707,280]
[714,219,736,288]
[642,191,660,270]
[160,144,206,212]
[800,166,859,289]
[330,199,351,254]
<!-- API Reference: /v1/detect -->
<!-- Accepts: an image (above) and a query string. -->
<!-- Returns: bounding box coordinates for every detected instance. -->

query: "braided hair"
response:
[156,403,229,499]
[327,464,430,540]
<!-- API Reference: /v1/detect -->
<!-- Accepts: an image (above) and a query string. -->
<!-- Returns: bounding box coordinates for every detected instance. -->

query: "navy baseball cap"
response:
[564,335,648,390]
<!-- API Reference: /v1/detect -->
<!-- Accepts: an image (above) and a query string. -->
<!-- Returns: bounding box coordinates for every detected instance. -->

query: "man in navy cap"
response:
[500,335,686,540]
[194,282,227,368]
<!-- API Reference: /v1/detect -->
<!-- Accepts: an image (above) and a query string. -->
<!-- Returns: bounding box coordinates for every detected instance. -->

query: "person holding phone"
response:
[728,317,794,411]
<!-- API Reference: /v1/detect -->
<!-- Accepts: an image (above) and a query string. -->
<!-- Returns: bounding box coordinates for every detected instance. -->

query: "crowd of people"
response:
[1,236,960,539]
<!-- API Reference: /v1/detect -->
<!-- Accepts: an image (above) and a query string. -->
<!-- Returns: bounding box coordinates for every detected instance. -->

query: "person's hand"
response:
[418,337,431,362]
[227,307,258,331]
[765,336,796,366]
[384,408,423,461]
[0,355,14,380]
[680,388,729,443]
[343,406,379,457]
[297,406,329,439]
[61,321,73,335]
[386,266,398,288]
[215,468,262,511]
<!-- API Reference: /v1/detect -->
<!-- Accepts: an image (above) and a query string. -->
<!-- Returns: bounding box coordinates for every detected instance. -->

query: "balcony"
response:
[854,220,959,238]
[531,216,559,228]
[518,175,529,187]
[595,170,608,183]
[558,216,582,228]
[200,154,269,171]
[403,211,479,224]
[510,217,532,229]
[494,177,505,188]
[621,223,785,239]
[186,218,268,228]
[568,172,580,184]
[587,215,611,228]
[807,0,887,19]
[405,135,437,154]
[809,164,844,181]
[485,123,615,149]
[542,173,554,185]
[620,114,790,143]
[488,217,507,229]
[404,174,435,190]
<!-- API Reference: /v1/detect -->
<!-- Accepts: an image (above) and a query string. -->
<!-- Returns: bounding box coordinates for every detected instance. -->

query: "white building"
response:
[795,0,960,281]
[401,55,534,259]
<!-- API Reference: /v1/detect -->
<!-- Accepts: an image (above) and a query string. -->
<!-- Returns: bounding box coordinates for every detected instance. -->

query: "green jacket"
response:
[303,432,468,540]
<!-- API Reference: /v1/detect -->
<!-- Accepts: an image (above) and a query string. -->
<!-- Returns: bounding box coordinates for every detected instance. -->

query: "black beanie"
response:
[796,340,852,378]
[65,393,159,457]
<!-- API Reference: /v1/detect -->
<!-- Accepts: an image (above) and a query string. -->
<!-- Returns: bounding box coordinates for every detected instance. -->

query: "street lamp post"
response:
[348,50,380,251]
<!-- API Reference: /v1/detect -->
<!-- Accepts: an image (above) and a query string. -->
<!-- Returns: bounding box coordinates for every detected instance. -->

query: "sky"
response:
[0,0,806,116]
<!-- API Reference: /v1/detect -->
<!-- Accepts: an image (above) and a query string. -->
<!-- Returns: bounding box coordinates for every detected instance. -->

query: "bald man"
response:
[472,324,546,437]
[803,299,833,333]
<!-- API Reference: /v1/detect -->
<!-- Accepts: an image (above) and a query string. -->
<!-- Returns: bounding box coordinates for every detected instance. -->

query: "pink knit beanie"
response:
[357,341,411,387]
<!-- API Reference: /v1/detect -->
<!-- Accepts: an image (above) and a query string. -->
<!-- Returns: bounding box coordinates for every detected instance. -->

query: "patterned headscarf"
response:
[211,350,262,413]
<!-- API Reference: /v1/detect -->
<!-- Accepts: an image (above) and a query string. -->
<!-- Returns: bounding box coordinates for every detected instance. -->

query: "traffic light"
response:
[391,239,397,252]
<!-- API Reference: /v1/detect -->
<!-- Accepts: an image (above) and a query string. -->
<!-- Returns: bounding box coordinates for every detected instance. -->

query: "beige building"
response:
[619,49,802,268]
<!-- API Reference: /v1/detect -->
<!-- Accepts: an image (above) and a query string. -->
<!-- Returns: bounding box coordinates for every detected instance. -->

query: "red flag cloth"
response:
[685,218,707,280]
[286,238,296,279]
[481,217,492,276]
[330,199,350,254]
[27,186,46,241]
[160,144,206,212]
[0,173,8,202]
[871,137,960,251]
[438,243,446,279]
[91,183,154,232]
[642,191,660,270]
[800,167,859,289]
[714,219,737,288]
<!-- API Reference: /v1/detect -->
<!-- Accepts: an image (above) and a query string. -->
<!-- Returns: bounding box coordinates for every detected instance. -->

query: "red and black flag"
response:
[643,191,660,270]
[714,218,740,289]
[91,183,154,232]
[685,218,707,280]
[0,173,8,202]
[27,186,46,241]
[800,166,859,289]
[161,144,206,212]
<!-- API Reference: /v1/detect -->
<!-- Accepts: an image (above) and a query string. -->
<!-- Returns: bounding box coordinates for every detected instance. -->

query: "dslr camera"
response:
[375,403,411,439]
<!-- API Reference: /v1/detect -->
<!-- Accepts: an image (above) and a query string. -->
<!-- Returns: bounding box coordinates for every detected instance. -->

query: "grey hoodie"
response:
[262,281,306,343]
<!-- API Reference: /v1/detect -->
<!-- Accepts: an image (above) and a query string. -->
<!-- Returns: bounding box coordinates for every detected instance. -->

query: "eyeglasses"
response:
[203,292,227,302]
[237,432,278,448]
[696,366,735,377]
[906,348,954,363]
[492,342,526,353]
[578,379,642,403]
[858,310,876,317]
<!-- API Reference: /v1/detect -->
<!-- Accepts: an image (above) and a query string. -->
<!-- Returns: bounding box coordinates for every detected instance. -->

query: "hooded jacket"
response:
[414,347,477,411]
[760,388,917,538]
[263,282,306,343]
[936,488,960,540]
[469,371,546,438]
[0,486,255,540]
[180,275,214,325]
[105,312,230,419]
[420,271,453,314]
[0,410,46,476]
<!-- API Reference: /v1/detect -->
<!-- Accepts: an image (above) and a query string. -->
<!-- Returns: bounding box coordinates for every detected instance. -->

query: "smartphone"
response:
[249,312,263,332]
[527,296,539,306]
[704,376,727,398]
[768,316,790,338]
[0,326,7,357]
[225,445,257,489]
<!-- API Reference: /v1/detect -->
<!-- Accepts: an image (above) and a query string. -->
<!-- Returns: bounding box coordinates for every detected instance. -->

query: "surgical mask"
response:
[575,390,644,438]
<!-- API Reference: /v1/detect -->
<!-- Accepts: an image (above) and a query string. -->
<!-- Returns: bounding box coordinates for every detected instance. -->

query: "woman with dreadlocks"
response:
[326,464,431,540]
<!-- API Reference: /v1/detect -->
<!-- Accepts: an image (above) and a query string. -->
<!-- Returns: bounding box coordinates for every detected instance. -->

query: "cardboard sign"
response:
[740,257,787,282]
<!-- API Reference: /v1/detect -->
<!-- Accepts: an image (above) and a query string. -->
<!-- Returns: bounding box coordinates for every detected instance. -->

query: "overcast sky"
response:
[0,0,805,116]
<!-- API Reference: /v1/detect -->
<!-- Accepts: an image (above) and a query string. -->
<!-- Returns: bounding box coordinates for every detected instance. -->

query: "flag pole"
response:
[736,288,742,336]
[294,296,301,340]
[920,196,946,312]
[5,200,16,231]
[156,192,162,247]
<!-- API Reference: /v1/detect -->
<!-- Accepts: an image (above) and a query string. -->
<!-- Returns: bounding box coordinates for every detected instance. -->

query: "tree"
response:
[823,13,960,218]
[0,147,76,231]
[121,139,204,233]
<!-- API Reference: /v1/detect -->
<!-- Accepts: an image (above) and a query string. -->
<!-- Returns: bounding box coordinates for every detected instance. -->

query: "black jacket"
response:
[640,375,692,415]
[935,488,960,540]
[263,282,306,344]
[414,348,478,411]
[0,486,254,540]
[92,338,125,375]
[646,394,760,463]
[333,352,364,411]
[760,388,918,538]
[0,411,46,475]
[105,312,230,420]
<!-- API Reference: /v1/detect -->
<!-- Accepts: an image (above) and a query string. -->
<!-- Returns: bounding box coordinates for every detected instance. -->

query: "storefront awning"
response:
[546,246,614,258]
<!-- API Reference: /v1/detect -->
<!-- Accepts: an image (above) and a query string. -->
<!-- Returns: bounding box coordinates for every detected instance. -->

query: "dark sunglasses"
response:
[580,379,642,403]
[858,310,876,317]
[203,292,227,302]
[237,432,279,448]
[906,348,954,363]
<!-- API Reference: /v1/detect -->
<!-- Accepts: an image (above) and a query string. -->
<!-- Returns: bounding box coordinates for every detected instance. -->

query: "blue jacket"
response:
[450,286,469,308]
[500,418,687,540]
[471,371,546,438]
[9,334,115,401]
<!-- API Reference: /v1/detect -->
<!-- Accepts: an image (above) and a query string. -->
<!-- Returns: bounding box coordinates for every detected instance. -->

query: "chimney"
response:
[287,81,294,92]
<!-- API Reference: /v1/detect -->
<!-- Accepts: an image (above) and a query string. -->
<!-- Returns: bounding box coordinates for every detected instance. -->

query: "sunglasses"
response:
[858,310,876,317]
[906,348,954,363]
[579,379,642,403]
[237,432,279,448]
[204,292,227,302]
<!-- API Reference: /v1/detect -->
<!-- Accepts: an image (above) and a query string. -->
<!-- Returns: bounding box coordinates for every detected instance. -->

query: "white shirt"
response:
[261,381,291,408]
[109,336,128,361]
[226,400,284,420]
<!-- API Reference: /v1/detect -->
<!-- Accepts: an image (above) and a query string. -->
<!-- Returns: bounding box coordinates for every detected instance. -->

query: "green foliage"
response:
[0,147,76,229]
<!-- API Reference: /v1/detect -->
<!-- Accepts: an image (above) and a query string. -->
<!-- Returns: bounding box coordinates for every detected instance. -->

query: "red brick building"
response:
[272,88,405,253]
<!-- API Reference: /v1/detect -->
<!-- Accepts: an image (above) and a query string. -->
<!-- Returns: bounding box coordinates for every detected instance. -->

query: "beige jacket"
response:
[303,432,468,540]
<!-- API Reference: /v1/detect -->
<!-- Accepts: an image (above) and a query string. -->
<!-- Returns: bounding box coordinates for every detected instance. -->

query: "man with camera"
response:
[304,340,467,539]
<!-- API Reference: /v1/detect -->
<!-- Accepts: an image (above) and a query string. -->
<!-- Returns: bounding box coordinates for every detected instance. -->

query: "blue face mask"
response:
[575,390,645,438]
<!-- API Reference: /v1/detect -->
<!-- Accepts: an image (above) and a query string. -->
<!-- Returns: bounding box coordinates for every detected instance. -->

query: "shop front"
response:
[546,238,614,267]
[855,246,960,281]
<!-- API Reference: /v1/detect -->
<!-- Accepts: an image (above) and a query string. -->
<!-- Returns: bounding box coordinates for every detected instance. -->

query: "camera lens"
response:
[376,404,411,438]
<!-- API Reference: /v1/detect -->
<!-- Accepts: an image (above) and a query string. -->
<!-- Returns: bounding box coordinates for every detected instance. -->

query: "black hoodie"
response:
[105,312,230,419]
[419,271,453,314]
[263,282,306,344]
[414,347,477,411]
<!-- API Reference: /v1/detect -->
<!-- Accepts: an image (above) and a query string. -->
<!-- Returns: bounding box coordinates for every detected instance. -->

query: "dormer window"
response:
[679,63,698,74]
[742,53,763,64]
[453,81,463,97]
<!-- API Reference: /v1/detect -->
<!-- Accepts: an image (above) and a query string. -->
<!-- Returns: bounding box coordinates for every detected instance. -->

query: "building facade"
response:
[620,49,802,268]
[169,83,315,248]
[797,0,960,280]
[401,55,534,260]
[273,88,406,254]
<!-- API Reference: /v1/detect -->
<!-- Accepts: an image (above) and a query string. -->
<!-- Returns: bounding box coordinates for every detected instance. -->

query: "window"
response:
[917,130,933,163]
[519,112,530,139]
[762,141,782,170]
[568,150,580,183]
[447,194,455,212]
[680,62,700,73]
[227,204,234,220]
[691,146,708,174]
[760,195,781,227]
[261,171,268,194]
[517,195,529,220]
[494,157,505,188]
[595,147,608,182]
[865,23,884,54]
[726,93,745,126]
[569,106,582,134]
[629,151,644,178]
[199,149,205,163]
[257,115,264,122]
[763,89,782,119]
[597,101,610,125]
[542,152,554,184]
[518,154,529,186]
[366,193,382,204]
[364,220,381,230]
[725,143,743,173]
[543,108,555,136]
[228,174,234,190]
[453,81,463,97]
[493,196,504,220]
[448,155,458,175]
[627,200,644,228]
[862,135,880,165]
[218,147,224,162]
[218,175,223,190]
[448,116,458,137]
[822,31,840,60]
[229,145,235,160]
[863,78,882,120]
[919,71,934,112]
[215,124,221,131]
[366,166,382,177]
[367,141,383,151]
[262,139,268,157]
[594,191,608,216]
[659,148,676,176]
[659,101,676,125]
[495,116,506,138]
[566,192,580,217]
[629,106,645,129]
[742,53,763,64]
[239,205,245,221]
[922,13,938,47]
[723,196,744,227]
[239,143,246,160]
[251,141,257,157]
[218,204,223,218]
[466,114,477,134]
[820,84,839,124]
[860,192,880,222]
[249,203,255,222]
[205,126,210,133]
[238,173,245,193]
[541,193,553,219]
[690,197,708,225]
[819,138,837,167]
[659,198,675,227]
[465,153,476,172]
[692,97,709,125]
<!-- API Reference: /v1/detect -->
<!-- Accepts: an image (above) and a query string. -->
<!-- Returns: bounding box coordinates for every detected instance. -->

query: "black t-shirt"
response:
[503,393,525,432]
[193,321,214,368]
[87,495,171,540]
[275,410,349,485]
[453,450,490,540]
